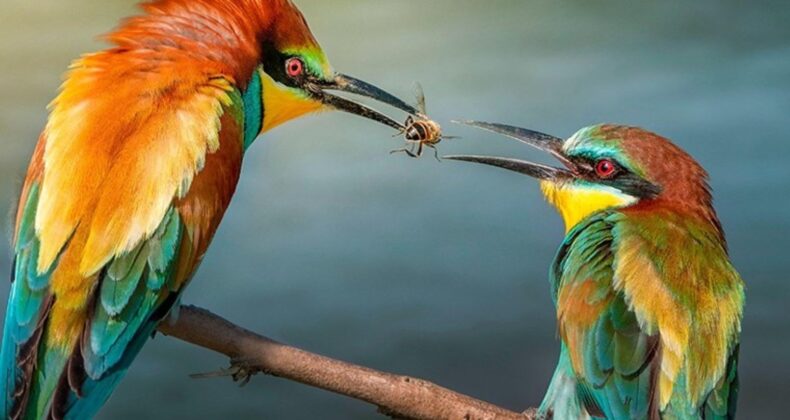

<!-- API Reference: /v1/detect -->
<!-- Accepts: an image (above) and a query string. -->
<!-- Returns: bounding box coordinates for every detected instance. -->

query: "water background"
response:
[0,0,788,418]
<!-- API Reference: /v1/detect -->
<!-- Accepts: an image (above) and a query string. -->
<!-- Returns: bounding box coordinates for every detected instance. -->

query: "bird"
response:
[447,121,744,419]
[0,0,420,418]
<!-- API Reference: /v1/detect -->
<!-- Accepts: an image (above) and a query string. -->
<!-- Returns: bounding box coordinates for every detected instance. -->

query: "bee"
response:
[390,84,454,160]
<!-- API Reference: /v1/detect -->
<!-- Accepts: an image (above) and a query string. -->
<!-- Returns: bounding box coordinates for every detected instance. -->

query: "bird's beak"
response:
[445,121,579,181]
[309,73,419,131]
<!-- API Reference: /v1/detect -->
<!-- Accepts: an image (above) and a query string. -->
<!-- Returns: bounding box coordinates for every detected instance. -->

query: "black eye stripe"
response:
[569,154,660,198]
[614,175,662,198]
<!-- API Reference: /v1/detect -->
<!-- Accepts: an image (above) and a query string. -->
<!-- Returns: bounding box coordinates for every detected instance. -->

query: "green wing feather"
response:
[2,90,246,419]
[60,86,246,419]
[5,205,188,420]
[542,211,742,419]
[2,183,54,418]
[704,347,739,420]
[611,211,743,418]
[542,214,659,419]
[83,207,183,378]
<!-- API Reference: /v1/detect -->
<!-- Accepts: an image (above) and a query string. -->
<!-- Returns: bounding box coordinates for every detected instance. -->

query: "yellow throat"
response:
[261,69,325,133]
[540,180,637,232]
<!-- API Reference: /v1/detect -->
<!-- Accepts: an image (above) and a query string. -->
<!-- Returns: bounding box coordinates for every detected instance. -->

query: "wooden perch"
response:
[157,305,535,420]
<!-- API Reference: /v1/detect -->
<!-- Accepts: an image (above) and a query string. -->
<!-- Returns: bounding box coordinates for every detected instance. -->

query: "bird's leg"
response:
[228,358,261,386]
[189,358,261,387]
[522,408,544,420]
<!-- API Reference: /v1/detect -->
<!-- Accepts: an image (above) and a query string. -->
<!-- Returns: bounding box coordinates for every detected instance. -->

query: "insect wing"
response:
[414,82,427,116]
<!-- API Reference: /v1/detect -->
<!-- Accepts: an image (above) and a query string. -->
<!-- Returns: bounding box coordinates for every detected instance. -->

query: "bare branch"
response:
[157,305,535,420]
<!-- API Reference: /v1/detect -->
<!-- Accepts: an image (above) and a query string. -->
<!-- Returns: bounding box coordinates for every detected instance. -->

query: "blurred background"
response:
[1,0,788,418]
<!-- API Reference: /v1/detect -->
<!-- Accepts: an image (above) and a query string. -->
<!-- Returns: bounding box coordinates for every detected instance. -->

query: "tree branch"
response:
[157,305,535,420]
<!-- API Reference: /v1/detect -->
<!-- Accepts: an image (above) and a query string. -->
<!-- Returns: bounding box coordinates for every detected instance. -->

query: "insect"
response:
[390,84,454,160]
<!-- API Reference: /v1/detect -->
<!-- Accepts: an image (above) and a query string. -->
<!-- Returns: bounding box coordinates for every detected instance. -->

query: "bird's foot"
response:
[189,358,261,387]
[229,359,261,386]
[523,407,549,419]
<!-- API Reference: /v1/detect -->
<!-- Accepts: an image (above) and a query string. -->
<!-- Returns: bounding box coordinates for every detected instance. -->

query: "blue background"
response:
[0,0,788,418]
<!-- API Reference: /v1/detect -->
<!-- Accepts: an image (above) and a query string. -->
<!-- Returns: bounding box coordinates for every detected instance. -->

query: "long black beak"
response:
[445,121,576,180]
[311,73,419,131]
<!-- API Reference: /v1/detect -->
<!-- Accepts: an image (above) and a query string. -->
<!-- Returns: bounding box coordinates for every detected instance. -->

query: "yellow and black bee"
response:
[391,84,454,160]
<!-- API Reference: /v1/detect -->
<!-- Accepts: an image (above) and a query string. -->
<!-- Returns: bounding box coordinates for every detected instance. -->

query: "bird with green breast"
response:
[0,0,420,418]
[448,122,744,419]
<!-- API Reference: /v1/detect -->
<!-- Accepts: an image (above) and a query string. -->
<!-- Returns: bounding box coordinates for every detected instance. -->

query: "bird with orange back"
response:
[0,0,420,418]
[448,122,744,419]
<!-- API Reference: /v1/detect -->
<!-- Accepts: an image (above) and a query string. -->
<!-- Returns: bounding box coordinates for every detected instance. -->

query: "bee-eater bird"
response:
[448,122,744,419]
[0,0,420,418]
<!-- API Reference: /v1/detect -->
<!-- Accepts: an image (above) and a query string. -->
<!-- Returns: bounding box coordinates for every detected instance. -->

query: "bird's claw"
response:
[229,361,260,386]
[189,359,261,387]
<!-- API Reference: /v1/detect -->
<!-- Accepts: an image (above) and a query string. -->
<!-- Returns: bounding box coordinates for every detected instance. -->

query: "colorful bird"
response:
[0,0,419,418]
[448,122,744,419]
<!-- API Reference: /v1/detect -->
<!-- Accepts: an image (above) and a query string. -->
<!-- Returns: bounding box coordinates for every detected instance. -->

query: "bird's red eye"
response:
[285,58,304,77]
[595,159,617,178]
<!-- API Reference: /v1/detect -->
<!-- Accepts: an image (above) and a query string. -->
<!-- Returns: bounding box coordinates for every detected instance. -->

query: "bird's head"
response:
[447,122,714,232]
[117,0,418,146]
[246,0,416,137]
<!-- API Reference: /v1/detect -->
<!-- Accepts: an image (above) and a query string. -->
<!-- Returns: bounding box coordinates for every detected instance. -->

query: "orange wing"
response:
[2,43,245,417]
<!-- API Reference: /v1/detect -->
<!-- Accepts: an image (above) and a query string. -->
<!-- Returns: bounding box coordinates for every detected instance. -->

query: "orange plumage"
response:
[1,0,413,417]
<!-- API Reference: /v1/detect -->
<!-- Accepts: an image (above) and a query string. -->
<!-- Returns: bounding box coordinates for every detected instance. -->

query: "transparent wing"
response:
[414,82,427,115]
